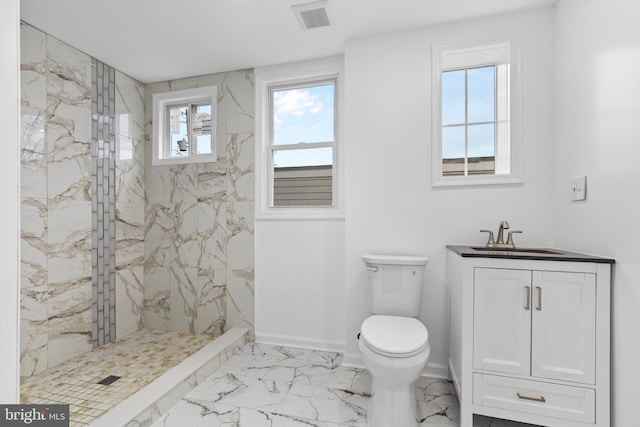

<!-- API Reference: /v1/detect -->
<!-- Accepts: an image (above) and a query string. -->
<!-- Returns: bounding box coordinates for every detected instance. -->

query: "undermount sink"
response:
[470,246,563,255]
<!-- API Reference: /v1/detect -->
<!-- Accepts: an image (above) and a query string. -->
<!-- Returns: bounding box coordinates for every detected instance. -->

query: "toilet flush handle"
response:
[365,265,378,272]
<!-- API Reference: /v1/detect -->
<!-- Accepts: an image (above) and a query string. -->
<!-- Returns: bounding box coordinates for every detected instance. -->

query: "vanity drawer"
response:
[473,373,595,423]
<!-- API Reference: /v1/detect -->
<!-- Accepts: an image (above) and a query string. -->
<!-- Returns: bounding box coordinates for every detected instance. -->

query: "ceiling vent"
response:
[292,0,331,30]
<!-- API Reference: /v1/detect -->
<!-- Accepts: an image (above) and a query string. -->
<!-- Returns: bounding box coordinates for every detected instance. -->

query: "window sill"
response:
[255,206,345,221]
[151,154,217,167]
[432,173,523,188]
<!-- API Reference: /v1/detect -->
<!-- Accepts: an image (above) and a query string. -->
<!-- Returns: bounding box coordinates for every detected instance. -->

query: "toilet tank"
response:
[363,254,429,317]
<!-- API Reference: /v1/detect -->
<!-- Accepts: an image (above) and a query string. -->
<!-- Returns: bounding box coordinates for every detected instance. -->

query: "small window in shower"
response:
[152,85,217,165]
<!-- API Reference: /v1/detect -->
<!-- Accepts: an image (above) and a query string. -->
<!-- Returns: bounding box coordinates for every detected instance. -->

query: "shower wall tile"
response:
[47,317,92,368]
[18,23,148,375]
[20,24,48,200]
[226,201,254,271]
[47,199,91,284]
[116,266,144,337]
[143,69,254,339]
[47,276,92,367]
[113,70,146,340]
[20,24,47,109]
[115,133,145,205]
[146,164,198,204]
[196,201,227,270]
[20,284,48,365]
[196,268,226,336]
[226,268,255,340]
[116,203,145,266]
[175,203,200,267]
[225,69,254,134]
[115,70,145,141]
[227,132,255,202]
[168,267,198,334]
[46,35,91,125]
[143,268,171,330]
[196,161,228,202]
[20,110,48,199]
[20,23,100,375]
[145,203,179,268]
[20,314,48,377]
[20,198,48,289]
[46,120,91,201]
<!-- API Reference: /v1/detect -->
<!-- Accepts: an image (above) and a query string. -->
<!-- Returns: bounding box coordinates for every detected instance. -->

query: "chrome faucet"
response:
[480,220,522,249]
[496,220,509,245]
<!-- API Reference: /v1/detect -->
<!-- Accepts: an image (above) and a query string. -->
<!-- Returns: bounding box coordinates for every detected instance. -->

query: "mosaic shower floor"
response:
[151,342,534,427]
[20,328,216,426]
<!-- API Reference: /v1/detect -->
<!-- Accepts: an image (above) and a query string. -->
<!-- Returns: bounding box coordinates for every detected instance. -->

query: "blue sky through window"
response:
[442,66,495,159]
[272,83,334,167]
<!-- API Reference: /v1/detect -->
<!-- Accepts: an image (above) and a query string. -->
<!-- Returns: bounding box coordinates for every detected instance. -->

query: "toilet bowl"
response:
[358,255,430,427]
[359,315,430,427]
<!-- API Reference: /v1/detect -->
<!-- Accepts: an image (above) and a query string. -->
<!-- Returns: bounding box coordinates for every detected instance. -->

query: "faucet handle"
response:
[506,230,523,247]
[480,230,495,247]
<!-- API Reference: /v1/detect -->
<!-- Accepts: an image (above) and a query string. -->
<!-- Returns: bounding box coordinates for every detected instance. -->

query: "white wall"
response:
[553,1,640,425]
[255,220,345,351]
[343,7,556,374]
[0,0,21,403]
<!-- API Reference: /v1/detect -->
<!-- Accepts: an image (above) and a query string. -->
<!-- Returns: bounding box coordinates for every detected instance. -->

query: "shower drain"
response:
[97,375,122,385]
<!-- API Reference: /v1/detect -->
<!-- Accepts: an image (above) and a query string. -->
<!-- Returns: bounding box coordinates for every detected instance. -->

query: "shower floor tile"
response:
[20,328,216,426]
[151,342,536,427]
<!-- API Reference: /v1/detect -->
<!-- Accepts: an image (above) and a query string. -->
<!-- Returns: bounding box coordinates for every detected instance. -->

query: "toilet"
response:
[358,254,430,427]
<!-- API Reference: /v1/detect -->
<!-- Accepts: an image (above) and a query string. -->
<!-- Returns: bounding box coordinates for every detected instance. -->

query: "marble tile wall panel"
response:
[143,268,171,330]
[20,24,47,201]
[196,268,226,336]
[226,269,255,340]
[46,32,93,367]
[143,69,254,339]
[46,36,91,125]
[20,23,141,375]
[115,266,144,337]
[114,70,146,340]
[20,23,48,377]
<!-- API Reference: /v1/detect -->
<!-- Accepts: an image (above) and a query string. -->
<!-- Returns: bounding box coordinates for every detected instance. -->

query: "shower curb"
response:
[89,327,249,427]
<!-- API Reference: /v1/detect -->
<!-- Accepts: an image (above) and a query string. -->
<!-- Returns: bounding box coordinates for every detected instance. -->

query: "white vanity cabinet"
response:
[446,246,613,427]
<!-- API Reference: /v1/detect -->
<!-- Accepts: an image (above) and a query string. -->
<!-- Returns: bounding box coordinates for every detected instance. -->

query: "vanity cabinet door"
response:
[531,271,596,384]
[473,268,532,376]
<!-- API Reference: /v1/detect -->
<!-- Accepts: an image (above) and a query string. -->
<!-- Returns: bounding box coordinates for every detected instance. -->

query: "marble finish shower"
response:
[20,21,255,377]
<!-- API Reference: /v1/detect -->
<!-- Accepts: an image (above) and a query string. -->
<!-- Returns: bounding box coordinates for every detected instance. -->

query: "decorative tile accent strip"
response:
[91,59,117,348]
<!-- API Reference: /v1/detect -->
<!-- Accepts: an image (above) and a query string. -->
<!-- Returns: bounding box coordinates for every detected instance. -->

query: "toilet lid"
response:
[360,315,428,357]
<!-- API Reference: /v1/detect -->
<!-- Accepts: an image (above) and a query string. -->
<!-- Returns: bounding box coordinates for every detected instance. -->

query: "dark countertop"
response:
[447,245,615,264]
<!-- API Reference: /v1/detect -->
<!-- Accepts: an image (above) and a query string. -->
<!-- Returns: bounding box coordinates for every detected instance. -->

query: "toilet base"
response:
[368,378,419,427]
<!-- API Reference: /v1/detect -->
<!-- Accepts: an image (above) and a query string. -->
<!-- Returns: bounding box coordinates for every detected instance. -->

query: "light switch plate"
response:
[571,175,587,201]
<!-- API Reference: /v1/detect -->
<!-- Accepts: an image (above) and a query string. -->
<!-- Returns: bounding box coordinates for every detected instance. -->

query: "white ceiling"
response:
[20,0,556,84]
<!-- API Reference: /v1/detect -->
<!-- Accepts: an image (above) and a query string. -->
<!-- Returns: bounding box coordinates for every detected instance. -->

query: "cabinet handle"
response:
[524,286,531,310]
[517,392,546,403]
[536,286,542,311]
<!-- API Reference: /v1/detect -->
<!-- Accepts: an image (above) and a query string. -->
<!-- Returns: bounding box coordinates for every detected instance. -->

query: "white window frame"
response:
[152,85,217,166]
[432,37,523,187]
[255,56,344,219]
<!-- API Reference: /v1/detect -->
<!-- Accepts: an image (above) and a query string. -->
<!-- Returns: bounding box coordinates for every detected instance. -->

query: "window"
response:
[432,40,522,186]
[255,56,343,219]
[442,65,496,176]
[270,80,335,207]
[152,85,217,166]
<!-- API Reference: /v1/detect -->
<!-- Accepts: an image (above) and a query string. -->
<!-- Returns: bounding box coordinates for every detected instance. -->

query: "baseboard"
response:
[255,332,345,354]
[449,358,461,396]
[343,352,450,380]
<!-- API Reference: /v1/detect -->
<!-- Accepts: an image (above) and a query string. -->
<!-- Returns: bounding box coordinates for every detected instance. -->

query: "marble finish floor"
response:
[152,343,534,427]
[20,329,216,426]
